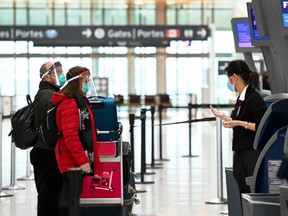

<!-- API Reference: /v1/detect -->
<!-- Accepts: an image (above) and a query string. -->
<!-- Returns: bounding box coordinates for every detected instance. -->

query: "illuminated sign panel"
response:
[0,25,210,47]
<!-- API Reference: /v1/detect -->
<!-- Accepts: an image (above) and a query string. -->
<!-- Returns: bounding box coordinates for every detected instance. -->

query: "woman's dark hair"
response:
[225,60,260,90]
[60,66,89,98]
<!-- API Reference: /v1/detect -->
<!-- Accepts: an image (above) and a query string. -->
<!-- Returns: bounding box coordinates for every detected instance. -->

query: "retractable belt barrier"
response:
[129,103,233,192]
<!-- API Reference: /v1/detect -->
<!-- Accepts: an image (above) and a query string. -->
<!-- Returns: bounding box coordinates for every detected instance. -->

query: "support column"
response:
[128,50,135,94]
[156,0,167,94]
[156,49,166,94]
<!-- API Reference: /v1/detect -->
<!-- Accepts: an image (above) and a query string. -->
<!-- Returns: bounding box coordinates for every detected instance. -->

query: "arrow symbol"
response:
[82,28,92,38]
[196,28,207,38]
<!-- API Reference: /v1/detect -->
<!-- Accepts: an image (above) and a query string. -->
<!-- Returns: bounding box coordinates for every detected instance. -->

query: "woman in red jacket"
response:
[51,66,100,216]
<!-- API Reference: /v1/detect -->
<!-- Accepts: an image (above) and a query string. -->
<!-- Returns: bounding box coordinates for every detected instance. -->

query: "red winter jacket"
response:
[51,92,100,174]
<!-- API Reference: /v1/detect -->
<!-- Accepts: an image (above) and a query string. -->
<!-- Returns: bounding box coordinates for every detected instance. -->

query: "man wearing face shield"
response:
[30,61,66,216]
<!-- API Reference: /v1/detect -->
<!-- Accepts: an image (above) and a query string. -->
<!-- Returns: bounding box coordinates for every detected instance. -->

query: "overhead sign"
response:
[0,25,210,47]
[218,61,230,75]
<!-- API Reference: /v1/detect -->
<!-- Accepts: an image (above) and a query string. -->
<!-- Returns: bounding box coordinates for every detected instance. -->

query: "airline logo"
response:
[282,0,288,27]
[165,29,180,38]
[282,0,288,12]
[283,1,288,9]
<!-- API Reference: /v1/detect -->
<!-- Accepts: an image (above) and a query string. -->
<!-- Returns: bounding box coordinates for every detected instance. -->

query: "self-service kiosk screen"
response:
[231,17,260,53]
[247,3,271,46]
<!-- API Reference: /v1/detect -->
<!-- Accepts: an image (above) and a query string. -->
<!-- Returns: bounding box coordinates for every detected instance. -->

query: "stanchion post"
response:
[137,108,154,185]
[151,106,155,167]
[0,113,13,197]
[129,114,135,173]
[155,104,169,162]
[141,108,146,177]
[3,126,25,190]
[183,103,198,158]
[189,103,192,156]
[158,104,163,160]
[205,118,227,204]
[148,106,163,169]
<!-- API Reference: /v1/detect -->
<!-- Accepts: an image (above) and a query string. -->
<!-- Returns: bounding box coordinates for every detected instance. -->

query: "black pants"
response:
[59,170,83,216]
[233,149,260,194]
[30,147,62,216]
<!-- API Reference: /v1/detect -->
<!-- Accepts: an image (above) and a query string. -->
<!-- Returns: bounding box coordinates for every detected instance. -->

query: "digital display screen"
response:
[249,8,271,41]
[231,17,260,53]
[281,0,288,27]
[235,21,254,48]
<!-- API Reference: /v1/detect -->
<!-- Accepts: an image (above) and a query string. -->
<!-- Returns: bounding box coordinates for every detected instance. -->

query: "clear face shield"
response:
[41,61,66,87]
[60,70,98,97]
[80,73,98,98]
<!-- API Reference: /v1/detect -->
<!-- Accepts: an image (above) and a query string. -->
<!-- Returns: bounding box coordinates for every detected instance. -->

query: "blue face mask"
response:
[82,84,89,93]
[227,80,236,92]
[58,74,66,87]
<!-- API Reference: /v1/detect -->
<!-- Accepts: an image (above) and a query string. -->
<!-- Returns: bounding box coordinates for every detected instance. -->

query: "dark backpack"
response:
[9,95,38,150]
[39,101,62,147]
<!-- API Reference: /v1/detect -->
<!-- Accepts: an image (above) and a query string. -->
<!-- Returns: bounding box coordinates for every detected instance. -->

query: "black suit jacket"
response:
[230,85,267,152]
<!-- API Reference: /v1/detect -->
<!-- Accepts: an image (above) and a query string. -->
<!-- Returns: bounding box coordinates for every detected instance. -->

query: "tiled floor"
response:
[0,107,234,216]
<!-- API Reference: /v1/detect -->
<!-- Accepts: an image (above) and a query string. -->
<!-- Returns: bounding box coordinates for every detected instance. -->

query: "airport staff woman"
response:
[210,60,267,194]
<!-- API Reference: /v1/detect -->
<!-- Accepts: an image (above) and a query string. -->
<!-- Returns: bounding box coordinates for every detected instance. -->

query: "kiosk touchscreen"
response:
[231,17,259,71]
[247,2,271,46]
[252,0,270,38]
[231,17,260,53]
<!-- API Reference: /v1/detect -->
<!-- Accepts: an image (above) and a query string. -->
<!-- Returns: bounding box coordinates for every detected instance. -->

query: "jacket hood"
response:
[51,92,70,106]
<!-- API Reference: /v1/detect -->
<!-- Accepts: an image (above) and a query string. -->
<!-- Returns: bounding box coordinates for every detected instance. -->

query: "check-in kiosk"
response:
[245,98,288,193]
[277,126,288,216]
[251,0,288,93]
[246,2,285,94]
[231,17,260,71]
[263,93,288,107]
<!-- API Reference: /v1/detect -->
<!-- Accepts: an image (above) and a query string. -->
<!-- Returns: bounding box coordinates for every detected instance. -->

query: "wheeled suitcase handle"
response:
[88,97,106,109]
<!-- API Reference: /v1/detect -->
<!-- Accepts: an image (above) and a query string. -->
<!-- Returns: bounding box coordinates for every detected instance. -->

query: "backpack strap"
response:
[74,93,94,175]
[26,94,32,105]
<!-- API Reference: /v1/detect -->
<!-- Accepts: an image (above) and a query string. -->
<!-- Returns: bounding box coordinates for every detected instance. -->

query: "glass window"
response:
[104,9,127,25]
[166,57,206,105]
[98,57,128,96]
[15,41,28,54]
[0,58,14,96]
[214,9,233,30]
[16,9,28,25]
[92,9,103,25]
[214,31,234,53]
[139,9,155,25]
[0,9,13,25]
[29,9,51,25]
[0,42,15,54]
[134,57,156,95]
[55,8,66,25]
[178,9,202,25]
[67,8,90,25]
